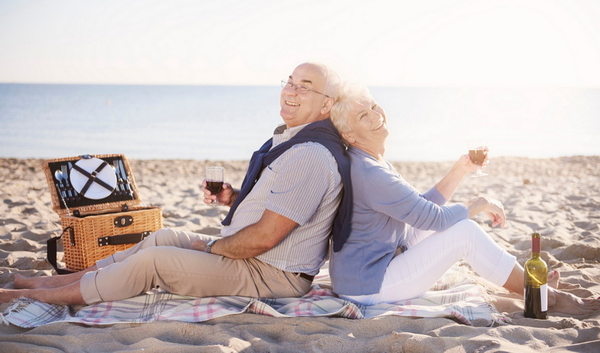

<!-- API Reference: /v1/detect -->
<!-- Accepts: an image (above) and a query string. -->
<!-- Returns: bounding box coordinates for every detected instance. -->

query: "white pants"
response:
[342,219,516,305]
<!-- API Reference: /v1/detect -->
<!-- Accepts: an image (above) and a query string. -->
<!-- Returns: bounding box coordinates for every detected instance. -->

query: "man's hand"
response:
[202,180,237,206]
[191,239,208,252]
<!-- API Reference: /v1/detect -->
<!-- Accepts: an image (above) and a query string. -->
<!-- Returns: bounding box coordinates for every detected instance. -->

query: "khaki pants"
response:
[80,229,312,304]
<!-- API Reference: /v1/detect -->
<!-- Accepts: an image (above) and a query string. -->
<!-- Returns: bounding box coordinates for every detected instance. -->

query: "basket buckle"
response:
[114,215,134,228]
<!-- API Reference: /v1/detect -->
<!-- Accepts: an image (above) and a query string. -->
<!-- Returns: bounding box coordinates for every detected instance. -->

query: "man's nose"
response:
[282,84,298,95]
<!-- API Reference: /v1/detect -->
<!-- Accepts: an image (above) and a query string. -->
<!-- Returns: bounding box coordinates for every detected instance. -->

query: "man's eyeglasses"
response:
[281,80,330,98]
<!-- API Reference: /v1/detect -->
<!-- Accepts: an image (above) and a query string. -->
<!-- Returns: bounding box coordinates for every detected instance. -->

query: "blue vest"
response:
[222,118,352,252]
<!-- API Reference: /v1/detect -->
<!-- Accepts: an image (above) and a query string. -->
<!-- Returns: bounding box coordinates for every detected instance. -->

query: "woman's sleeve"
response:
[364,165,468,231]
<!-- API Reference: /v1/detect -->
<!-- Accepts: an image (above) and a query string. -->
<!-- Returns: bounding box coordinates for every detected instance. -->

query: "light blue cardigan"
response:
[329,147,469,296]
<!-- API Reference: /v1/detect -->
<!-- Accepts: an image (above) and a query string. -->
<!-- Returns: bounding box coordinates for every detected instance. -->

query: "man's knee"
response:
[127,247,164,268]
[149,228,177,246]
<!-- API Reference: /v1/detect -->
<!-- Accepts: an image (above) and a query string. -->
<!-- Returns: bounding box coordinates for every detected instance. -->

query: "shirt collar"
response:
[272,123,310,147]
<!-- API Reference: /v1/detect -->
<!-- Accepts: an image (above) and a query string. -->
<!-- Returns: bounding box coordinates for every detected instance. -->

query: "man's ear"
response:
[321,97,334,115]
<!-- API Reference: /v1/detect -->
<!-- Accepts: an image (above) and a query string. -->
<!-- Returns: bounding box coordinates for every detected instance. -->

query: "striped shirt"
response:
[221,123,343,275]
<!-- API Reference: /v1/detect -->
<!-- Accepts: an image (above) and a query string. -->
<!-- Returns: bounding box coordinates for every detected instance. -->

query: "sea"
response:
[1,84,598,162]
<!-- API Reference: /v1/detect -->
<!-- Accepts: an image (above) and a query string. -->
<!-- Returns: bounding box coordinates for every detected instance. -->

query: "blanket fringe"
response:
[0,297,34,326]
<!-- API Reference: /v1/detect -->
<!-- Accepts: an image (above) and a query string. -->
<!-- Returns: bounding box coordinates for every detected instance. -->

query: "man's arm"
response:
[191,209,298,259]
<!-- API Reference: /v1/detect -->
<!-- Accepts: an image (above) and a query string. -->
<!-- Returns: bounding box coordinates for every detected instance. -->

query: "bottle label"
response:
[540,283,548,311]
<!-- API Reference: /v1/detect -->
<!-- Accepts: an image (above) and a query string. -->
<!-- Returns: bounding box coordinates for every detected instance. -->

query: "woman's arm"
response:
[434,154,479,201]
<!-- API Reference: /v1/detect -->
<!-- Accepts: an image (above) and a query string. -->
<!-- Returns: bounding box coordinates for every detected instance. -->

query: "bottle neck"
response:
[531,234,541,257]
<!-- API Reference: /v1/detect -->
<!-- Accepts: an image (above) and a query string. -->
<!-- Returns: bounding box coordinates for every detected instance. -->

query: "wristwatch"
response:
[205,239,218,253]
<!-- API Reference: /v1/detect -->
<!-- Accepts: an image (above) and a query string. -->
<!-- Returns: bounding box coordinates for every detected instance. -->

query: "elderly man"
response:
[5,62,351,305]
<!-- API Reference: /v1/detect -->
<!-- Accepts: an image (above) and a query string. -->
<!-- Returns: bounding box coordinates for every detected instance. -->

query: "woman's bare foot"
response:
[548,288,600,316]
[547,270,578,290]
[548,270,560,289]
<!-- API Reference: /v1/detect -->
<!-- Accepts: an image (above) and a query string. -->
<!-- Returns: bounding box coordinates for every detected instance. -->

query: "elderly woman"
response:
[328,82,599,315]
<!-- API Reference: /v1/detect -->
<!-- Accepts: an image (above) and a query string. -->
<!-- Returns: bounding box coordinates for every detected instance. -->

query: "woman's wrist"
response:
[466,196,489,217]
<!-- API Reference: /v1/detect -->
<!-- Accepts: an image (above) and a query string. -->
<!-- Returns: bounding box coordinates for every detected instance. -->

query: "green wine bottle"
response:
[524,232,548,319]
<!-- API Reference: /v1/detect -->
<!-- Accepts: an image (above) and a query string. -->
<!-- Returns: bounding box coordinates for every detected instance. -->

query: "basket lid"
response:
[42,154,144,216]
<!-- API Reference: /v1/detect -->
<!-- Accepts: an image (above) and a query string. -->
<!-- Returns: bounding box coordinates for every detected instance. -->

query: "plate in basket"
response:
[69,157,117,200]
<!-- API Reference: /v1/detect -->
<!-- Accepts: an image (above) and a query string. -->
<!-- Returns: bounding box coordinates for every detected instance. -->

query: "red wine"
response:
[469,149,487,166]
[524,286,547,319]
[206,181,223,195]
[524,233,548,319]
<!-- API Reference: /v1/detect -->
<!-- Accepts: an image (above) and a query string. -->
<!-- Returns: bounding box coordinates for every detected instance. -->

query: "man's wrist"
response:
[205,239,218,253]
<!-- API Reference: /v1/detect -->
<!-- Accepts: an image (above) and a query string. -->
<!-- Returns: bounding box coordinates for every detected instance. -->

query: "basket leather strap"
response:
[97,231,151,247]
[46,227,75,275]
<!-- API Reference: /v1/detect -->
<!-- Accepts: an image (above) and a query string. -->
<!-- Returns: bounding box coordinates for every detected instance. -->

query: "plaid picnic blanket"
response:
[1,268,508,328]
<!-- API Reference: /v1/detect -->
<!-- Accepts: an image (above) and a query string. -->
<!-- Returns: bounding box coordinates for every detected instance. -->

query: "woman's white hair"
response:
[330,82,373,143]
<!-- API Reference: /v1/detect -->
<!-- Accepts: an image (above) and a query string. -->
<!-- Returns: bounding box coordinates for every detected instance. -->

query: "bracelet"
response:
[205,239,218,253]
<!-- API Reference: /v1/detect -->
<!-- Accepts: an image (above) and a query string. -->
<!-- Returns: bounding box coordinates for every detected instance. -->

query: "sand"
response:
[1,156,599,352]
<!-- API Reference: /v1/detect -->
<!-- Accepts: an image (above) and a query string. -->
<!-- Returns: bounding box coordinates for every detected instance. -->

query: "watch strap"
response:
[205,238,217,253]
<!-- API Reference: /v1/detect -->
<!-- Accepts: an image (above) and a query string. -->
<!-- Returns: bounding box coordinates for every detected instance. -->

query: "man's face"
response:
[280,63,331,128]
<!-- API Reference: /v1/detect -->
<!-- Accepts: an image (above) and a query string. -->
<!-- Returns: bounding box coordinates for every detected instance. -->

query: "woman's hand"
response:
[455,149,489,175]
[202,180,235,206]
[465,196,506,228]
[484,198,506,228]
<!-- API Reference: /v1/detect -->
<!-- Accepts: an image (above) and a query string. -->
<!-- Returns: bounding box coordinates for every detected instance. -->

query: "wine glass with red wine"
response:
[205,166,224,205]
[468,140,488,177]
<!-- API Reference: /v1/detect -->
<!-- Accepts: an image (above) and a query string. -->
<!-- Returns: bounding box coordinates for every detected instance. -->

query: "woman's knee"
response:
[453,219,482,232]
[440,219,487,247]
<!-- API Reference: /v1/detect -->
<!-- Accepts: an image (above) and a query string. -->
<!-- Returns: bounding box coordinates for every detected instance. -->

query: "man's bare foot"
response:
[14,267,95,289]
[0,288,27,304]
[548,288,600,316]
[13,274,66,289]
[14,274,45,289]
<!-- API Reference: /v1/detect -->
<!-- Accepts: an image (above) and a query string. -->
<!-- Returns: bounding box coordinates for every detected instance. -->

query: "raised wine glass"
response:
[205,166,224,205]
[468,140,488,177]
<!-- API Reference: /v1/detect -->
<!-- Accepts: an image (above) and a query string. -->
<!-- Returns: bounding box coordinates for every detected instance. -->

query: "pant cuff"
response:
[489,251,517,287]
[80,271,103,304]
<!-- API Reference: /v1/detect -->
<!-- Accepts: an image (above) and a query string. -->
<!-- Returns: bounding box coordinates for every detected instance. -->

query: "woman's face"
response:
[342,97,389,149]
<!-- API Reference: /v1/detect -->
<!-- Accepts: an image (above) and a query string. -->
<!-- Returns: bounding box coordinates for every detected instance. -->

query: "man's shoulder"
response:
[272,142,340,179]
[280,141,336,161]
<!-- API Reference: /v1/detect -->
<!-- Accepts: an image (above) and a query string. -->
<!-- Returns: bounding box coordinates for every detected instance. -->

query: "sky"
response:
[1,0,599,87]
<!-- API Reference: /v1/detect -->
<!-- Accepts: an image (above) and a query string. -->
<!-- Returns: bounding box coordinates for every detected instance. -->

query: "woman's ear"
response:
[342,131,355,144]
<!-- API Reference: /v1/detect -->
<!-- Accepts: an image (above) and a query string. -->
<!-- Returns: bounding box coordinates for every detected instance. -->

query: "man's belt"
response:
[295,272,315,282]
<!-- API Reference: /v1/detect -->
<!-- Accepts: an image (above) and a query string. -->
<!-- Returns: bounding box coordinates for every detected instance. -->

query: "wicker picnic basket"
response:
[42,154,163,272]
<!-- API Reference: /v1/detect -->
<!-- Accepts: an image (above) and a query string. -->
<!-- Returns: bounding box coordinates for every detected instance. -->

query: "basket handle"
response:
[46,227,75,275]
